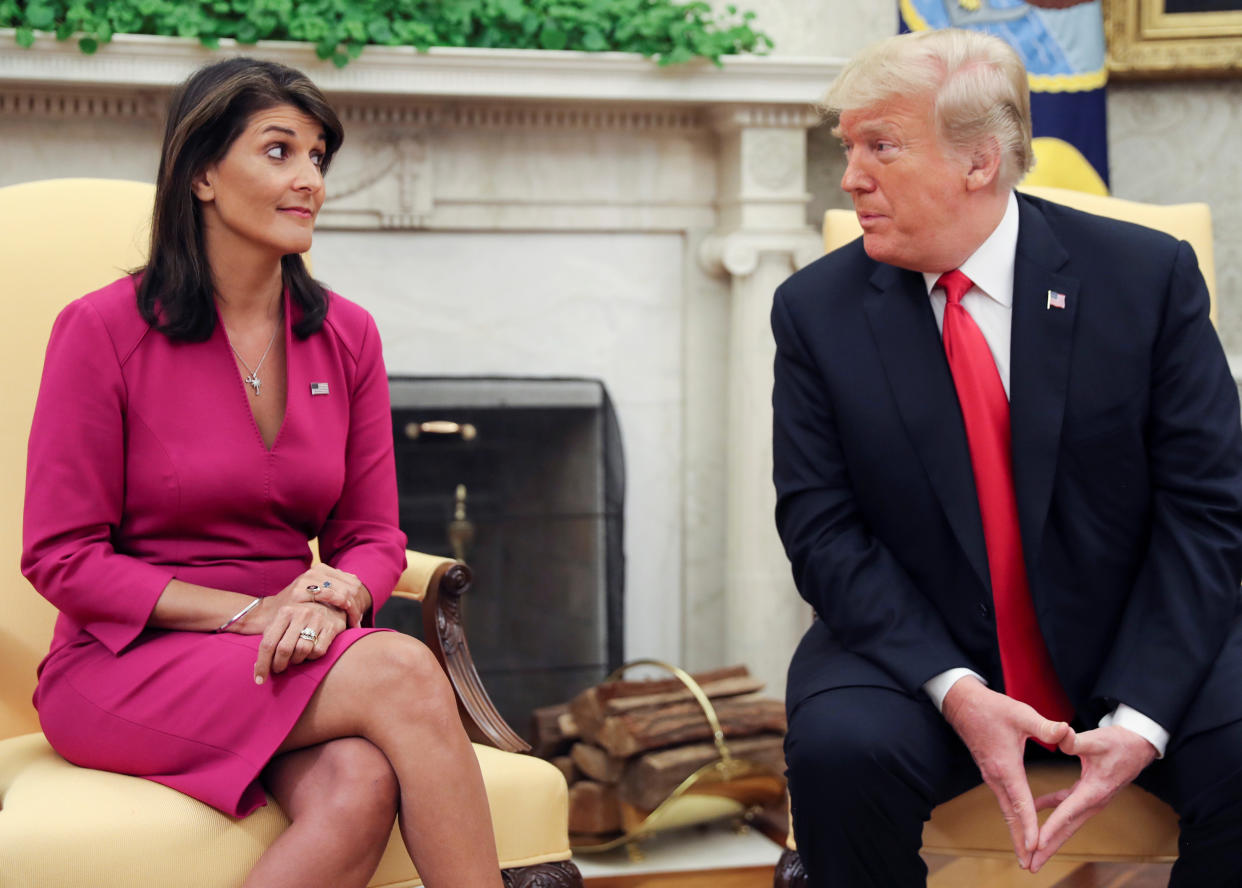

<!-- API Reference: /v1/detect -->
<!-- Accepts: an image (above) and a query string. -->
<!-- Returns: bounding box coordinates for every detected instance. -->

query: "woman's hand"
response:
[284,565,373,628]
[253,598,347,685]
[248,565,372,684]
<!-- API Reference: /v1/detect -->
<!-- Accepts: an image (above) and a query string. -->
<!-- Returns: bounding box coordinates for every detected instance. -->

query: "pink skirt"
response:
[35,626,390,817]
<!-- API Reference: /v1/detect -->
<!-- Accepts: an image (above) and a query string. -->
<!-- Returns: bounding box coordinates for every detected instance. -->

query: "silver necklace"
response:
[225,322,279,397]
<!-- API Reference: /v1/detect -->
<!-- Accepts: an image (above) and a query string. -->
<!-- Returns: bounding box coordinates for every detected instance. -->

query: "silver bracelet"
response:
[216,597,261,633]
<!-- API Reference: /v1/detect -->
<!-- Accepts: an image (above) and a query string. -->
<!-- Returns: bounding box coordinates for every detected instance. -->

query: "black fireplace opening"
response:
[377,376,625,740]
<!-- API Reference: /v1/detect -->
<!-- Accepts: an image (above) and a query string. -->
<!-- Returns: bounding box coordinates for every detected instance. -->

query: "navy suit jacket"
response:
[773,192,1242,747]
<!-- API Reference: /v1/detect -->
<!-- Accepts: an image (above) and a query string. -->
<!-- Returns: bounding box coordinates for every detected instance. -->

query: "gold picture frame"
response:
[1105,0,1242,78]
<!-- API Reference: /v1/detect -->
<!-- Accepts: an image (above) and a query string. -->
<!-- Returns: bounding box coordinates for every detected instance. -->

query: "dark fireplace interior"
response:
[378,376,624,740]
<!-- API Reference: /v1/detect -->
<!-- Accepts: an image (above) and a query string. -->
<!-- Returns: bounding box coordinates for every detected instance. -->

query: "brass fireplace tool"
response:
[447,483,475,563]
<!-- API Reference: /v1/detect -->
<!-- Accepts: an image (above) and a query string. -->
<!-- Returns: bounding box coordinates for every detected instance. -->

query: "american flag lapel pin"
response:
[310,382,330,396]
[1046,290,1067,310]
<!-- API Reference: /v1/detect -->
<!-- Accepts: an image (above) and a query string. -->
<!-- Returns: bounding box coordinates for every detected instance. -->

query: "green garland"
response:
[2,0,772,67]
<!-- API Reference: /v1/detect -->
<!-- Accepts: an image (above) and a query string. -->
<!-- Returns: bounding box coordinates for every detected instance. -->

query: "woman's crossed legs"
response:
[244,631,503,888]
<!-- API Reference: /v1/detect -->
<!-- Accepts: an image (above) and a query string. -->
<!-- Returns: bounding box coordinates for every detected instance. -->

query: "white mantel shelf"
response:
[0,30,842,106]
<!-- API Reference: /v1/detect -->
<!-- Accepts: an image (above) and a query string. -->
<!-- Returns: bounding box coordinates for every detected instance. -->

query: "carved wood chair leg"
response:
[500,860,584,887]
[773,848,808,888]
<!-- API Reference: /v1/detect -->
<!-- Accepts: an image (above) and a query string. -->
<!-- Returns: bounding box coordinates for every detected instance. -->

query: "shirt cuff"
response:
[1098,704,1169,759]
[923,668,987,713]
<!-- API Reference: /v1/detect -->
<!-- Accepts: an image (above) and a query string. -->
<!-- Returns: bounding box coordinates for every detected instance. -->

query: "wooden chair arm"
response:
[393,550,531,754]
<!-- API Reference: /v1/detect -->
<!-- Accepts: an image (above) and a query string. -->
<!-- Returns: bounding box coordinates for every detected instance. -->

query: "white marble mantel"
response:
[1,31,843,696]
[1,31,835,104]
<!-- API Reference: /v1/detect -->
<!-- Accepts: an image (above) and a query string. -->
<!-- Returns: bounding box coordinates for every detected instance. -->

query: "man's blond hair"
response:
[825,29,1033,189]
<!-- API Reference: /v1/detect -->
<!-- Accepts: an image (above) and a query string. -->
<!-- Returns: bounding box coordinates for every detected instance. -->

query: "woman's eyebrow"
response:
[258,124,327,143]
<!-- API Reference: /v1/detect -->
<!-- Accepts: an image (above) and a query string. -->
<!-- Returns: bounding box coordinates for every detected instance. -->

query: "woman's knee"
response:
[293,738,399,832]
[347,633,459,727]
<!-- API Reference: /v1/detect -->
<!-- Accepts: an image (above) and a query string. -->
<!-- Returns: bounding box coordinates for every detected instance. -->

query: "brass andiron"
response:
[447,484,475,563]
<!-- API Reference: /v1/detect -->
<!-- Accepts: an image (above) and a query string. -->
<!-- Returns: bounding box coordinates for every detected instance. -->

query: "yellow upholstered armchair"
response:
[0,179,581,888]
[775,186,1211,884]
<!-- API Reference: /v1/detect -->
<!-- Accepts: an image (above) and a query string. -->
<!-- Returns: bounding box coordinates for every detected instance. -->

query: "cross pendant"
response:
[245,374,261,396]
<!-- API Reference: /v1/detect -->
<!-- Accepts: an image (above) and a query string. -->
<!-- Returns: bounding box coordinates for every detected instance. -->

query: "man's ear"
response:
[191,167,215,203]
[965,137,1002,192]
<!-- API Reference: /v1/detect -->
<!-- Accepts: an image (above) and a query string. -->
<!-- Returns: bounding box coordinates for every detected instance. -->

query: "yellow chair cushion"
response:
[783,761,1177,863]
[922,761,1178,863]
[0,733,571,888]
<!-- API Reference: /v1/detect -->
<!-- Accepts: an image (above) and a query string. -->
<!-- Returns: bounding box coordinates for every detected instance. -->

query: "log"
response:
[618,733,787,811]
[570,742,624,784]
[603,675,765,715]
[596,665,751,704]
[550,755,578,785]
[567,780,621,835]
[530,702,578,758]
[567,690,607,745]
[598,665,750,700]
[594,692,786,758]
[569,665,761,744]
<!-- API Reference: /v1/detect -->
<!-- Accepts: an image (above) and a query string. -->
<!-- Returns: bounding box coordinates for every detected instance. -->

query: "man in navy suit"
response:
[774,28,1242,887]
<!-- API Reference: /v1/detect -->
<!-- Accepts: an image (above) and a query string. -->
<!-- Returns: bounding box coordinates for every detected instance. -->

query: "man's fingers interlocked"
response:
[941,678,1078,869]
[1034,717,1074,749]
[1033,786,1073,812]
[983,763,1039,868]
[1029,777,1108,872]
[1027,725,1157,873]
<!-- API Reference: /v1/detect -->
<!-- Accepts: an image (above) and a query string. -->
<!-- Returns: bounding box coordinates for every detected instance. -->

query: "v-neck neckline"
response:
[217,290,290,454]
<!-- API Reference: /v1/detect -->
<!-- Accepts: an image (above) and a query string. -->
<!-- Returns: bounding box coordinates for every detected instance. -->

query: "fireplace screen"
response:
[379,376,625,739]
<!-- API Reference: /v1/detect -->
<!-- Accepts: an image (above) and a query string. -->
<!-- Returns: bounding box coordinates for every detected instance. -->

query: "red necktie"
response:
[939,270,1074,729]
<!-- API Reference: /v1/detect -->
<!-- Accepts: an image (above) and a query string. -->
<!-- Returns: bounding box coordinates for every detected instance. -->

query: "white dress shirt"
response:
[918,192,1169,757]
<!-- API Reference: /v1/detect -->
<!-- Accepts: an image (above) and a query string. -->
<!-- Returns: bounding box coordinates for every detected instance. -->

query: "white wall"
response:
[729,0,896,59]
[1109,80,1242,360]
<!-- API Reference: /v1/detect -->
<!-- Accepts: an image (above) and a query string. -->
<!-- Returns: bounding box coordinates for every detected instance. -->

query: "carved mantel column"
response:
[700,105,824,697]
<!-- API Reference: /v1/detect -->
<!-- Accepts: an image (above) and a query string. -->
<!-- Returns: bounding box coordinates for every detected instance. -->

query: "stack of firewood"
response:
[530,664,788,842]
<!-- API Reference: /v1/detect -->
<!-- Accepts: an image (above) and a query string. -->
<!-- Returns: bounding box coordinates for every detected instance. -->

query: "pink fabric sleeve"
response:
[316,312,406,619]
[22,299,174,654]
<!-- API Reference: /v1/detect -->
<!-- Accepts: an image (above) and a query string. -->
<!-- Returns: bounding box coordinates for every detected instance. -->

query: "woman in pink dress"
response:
[22,57,503,888]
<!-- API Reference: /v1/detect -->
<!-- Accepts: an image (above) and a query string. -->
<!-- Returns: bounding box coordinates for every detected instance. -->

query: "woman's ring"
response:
[306,584,319,594]
[299,627,318,643]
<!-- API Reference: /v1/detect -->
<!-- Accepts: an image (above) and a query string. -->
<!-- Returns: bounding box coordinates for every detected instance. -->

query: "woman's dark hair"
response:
[137,57,345,341]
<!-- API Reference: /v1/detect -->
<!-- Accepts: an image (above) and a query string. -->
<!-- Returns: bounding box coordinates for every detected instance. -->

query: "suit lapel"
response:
[863,264,992,594]
[1010,196,1077,569]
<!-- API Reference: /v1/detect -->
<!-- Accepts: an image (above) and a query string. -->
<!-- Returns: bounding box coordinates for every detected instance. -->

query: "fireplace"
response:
[378,376,625,738]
